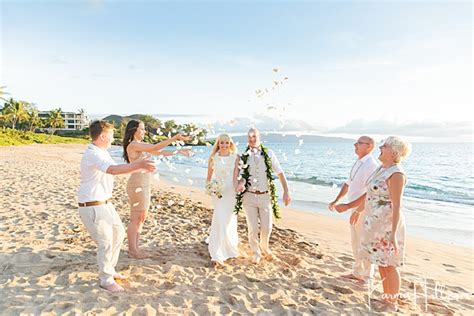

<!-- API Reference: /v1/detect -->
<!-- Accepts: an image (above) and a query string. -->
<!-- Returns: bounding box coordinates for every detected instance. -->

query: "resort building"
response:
[38,110,89,130]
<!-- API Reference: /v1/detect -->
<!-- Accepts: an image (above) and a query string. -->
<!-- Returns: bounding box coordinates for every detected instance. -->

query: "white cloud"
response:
[49,56,69,65]
[327,119,472,140]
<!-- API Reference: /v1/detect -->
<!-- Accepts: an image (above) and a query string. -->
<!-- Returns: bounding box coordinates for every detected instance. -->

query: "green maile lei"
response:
[234,144,281,219]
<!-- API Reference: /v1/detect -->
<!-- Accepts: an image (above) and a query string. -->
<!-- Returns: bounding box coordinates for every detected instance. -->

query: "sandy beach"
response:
[0,144,472,314]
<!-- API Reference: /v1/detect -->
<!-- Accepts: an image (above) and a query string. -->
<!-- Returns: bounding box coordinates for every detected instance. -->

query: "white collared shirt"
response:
[345,154,379,203]
[78,144,117,203]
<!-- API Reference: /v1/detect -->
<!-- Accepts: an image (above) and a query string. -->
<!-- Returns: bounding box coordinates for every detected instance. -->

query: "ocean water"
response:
[110,140,474,248]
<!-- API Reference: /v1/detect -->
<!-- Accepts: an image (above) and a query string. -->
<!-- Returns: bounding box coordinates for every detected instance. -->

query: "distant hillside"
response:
[102,115,124,125]
[102,114,144,125]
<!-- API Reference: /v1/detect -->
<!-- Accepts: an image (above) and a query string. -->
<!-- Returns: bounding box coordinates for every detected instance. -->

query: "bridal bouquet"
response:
[205,180,224,199]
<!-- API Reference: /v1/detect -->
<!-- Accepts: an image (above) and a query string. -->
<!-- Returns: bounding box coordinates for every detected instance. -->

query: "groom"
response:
[235,128,291,264]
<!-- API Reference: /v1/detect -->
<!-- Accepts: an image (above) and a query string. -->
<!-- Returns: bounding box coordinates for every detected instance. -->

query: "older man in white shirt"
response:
[329,136,378,284]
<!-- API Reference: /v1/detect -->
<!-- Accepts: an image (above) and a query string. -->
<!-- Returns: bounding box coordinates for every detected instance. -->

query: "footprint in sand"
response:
[281,255,302,266]
[331,285,354,295]
[338,256,354,262]
[321,290,340,301]
[301,280,323,290]
[442,263,456,268]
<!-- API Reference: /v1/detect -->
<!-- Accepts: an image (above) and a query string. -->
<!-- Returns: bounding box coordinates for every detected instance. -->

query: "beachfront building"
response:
[38,110,89,130]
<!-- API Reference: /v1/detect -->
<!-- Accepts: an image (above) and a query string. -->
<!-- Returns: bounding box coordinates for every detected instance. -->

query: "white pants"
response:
[351,209,373,281]
[243,193,272,256]
[78,204,125,286]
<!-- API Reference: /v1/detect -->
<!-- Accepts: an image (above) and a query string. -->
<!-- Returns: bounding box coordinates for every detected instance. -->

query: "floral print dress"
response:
[359,165,406,267]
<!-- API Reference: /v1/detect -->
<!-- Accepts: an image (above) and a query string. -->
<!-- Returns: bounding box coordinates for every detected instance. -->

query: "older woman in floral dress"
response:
[360,136,411,309]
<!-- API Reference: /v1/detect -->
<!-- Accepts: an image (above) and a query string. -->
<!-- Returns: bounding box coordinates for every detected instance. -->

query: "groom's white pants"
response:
[243,193,272,256]
[351,208,373,281]
[79,203,125,286]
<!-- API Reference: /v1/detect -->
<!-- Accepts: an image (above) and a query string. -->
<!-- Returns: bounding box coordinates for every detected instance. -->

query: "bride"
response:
[206,134,240,266]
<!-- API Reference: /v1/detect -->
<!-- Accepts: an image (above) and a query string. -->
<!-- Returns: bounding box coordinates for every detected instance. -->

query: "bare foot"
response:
[251,254,261,265]
[100,282,125,293]
[129,250,152,259]
[264,253,275,261]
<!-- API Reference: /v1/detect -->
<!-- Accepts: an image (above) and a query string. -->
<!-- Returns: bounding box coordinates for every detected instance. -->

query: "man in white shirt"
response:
[78,120,156,293]
[328,136,378,284]
[235,128,291,264]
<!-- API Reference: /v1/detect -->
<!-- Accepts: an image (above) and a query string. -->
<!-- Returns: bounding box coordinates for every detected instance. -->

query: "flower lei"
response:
[234,144,281,219]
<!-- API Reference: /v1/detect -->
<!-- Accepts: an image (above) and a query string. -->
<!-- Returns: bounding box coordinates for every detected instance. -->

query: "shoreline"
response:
[155,170,473,249]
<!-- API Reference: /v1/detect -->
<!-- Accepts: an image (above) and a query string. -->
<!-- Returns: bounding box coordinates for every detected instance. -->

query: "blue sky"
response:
[1,1,472,140]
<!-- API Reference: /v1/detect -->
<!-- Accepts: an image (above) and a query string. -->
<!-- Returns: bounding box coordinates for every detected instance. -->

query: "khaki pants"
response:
[351,209,373,281]
[78,204,125,286]
[243,193,272,256]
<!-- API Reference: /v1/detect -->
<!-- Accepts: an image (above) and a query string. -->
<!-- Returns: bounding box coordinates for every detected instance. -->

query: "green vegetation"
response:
[0,85,209,147]
[0,128,89,146]
[102,114,208,146]
[0,86,88,146]
[0,97,70,132]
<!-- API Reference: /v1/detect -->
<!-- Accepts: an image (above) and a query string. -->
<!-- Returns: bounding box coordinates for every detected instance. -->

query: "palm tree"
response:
[47,108,65,135]
[77,108,88,129]
[0,111,5,129]
[26,104,42,132]
[3,98,29,129]
[77,108,86,121]
[0,86,9,102]
[0,87,10,128]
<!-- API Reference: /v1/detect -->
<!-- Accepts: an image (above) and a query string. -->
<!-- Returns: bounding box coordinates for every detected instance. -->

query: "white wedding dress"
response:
[208,153,239,263]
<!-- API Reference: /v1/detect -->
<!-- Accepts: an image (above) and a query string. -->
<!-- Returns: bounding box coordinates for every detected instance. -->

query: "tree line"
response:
[107,114,208,146]
[0,86,208,144]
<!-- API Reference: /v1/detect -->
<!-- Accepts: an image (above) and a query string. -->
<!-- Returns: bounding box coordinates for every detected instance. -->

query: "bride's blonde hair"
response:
[209,134,237,162]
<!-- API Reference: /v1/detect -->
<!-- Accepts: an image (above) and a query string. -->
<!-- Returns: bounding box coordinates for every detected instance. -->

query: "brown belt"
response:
[246,190,269,195]
[78,200,109,207]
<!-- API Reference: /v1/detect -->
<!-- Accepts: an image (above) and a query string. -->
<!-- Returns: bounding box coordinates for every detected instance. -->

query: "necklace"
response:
[349,159,364,181]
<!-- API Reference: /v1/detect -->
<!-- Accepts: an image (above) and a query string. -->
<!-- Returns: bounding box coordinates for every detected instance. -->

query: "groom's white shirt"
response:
[78,144,117,203]
[345,153,378,204]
